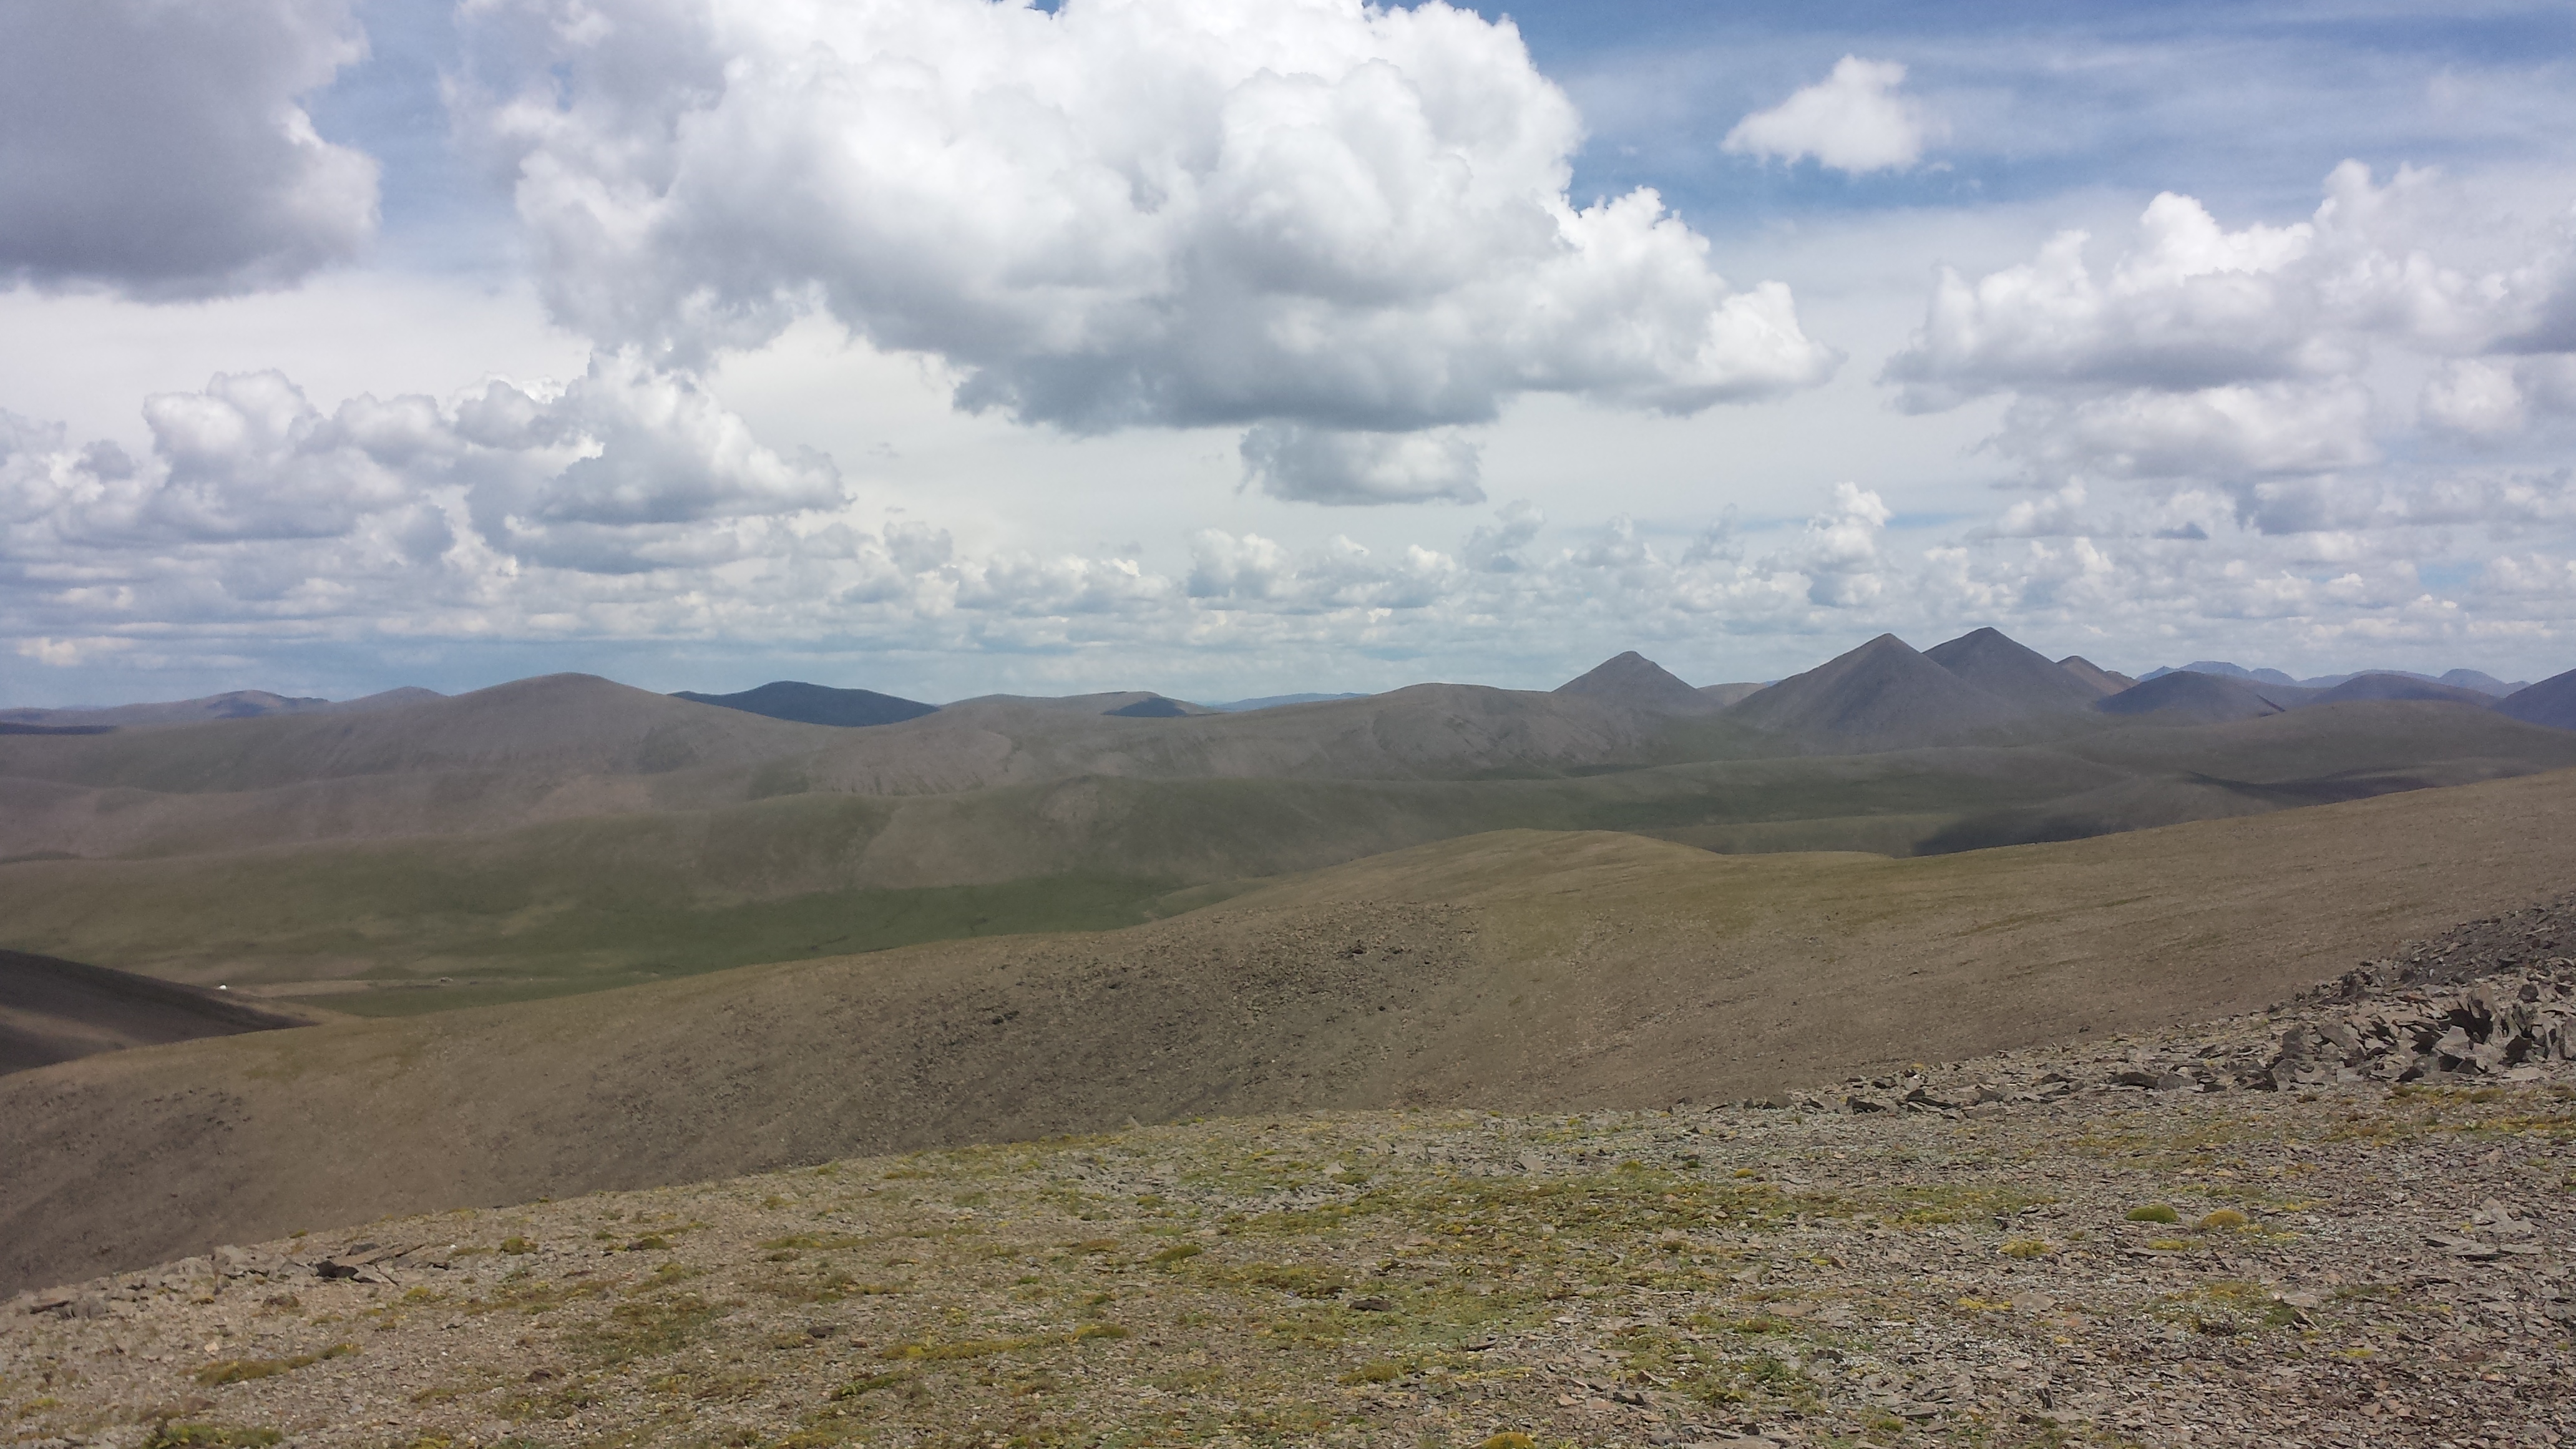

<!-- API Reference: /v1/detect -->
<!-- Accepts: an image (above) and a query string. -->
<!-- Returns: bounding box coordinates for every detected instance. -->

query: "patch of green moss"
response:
[190,1344,354,1386]
[567,1293,728,1367]
[140,1427,283,1449]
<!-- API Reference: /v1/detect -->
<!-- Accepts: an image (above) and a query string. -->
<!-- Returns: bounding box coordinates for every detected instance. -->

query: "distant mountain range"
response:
[0,625,2570,1066]
[0,687,441,730]
[2140,661,2530,696]
[9,648,2546,739]
[1721,632,2575,746]
[670,684,1374,726]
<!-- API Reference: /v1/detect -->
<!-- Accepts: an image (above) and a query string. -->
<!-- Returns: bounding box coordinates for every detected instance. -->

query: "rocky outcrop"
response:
[1772,891,2576,1114]
[2267,972,2576,1086]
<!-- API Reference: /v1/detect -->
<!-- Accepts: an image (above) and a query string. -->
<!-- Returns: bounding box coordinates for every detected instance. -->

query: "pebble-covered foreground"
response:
[10,913,2576,1449]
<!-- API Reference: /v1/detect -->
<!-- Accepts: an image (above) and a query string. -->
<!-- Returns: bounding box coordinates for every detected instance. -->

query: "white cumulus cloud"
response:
[1796,482,1894,607]
[457,0,1837,467]
[1240,424,1483,505]
[2,359,846,577]
[0,0,379,297]
[1998,382,2380,482]
[1722,56,1941,175]
[1883,163,2576,545]
[1883,191,2340,409]
[2420,358,2529,439]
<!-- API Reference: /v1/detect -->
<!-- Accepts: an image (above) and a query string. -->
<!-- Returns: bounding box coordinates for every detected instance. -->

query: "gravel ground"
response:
[8,902,2576,1449]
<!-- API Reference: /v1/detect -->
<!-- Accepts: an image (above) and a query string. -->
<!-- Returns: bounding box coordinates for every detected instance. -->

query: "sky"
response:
[4,0,2576,706]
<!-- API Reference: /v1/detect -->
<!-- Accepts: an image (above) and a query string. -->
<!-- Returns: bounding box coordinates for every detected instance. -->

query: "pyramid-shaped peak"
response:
[1925,627,2100,713]
[1924,627,2046,668]
[1725,632,2031,751]
[1792,632,1925,671]
[1555,651,1708,712]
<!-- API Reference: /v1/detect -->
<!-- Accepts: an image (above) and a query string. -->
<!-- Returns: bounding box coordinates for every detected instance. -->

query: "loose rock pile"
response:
[2273,971,2576,1086]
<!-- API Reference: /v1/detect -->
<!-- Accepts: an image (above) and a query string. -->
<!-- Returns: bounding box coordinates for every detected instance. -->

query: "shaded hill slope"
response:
[1908,700,2571,851]
[7,766,2576,1295]
[2095,670,2306,723]
[671,681,937,727]
[2500,666,2576,730]
[2145,660,2304,686]
[1103,696,1202,718]
[2444,668,2528,695]
[2308,672,2494,706]
[2057,655,2135,696]
[0,950,304,1076]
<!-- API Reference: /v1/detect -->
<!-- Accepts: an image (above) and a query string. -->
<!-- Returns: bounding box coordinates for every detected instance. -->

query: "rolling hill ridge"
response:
[7,767,2575,1297]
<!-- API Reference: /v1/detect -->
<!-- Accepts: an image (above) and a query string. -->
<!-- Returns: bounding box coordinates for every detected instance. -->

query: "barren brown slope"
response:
[6,767,2576,1294]
[0,950,306,1076]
